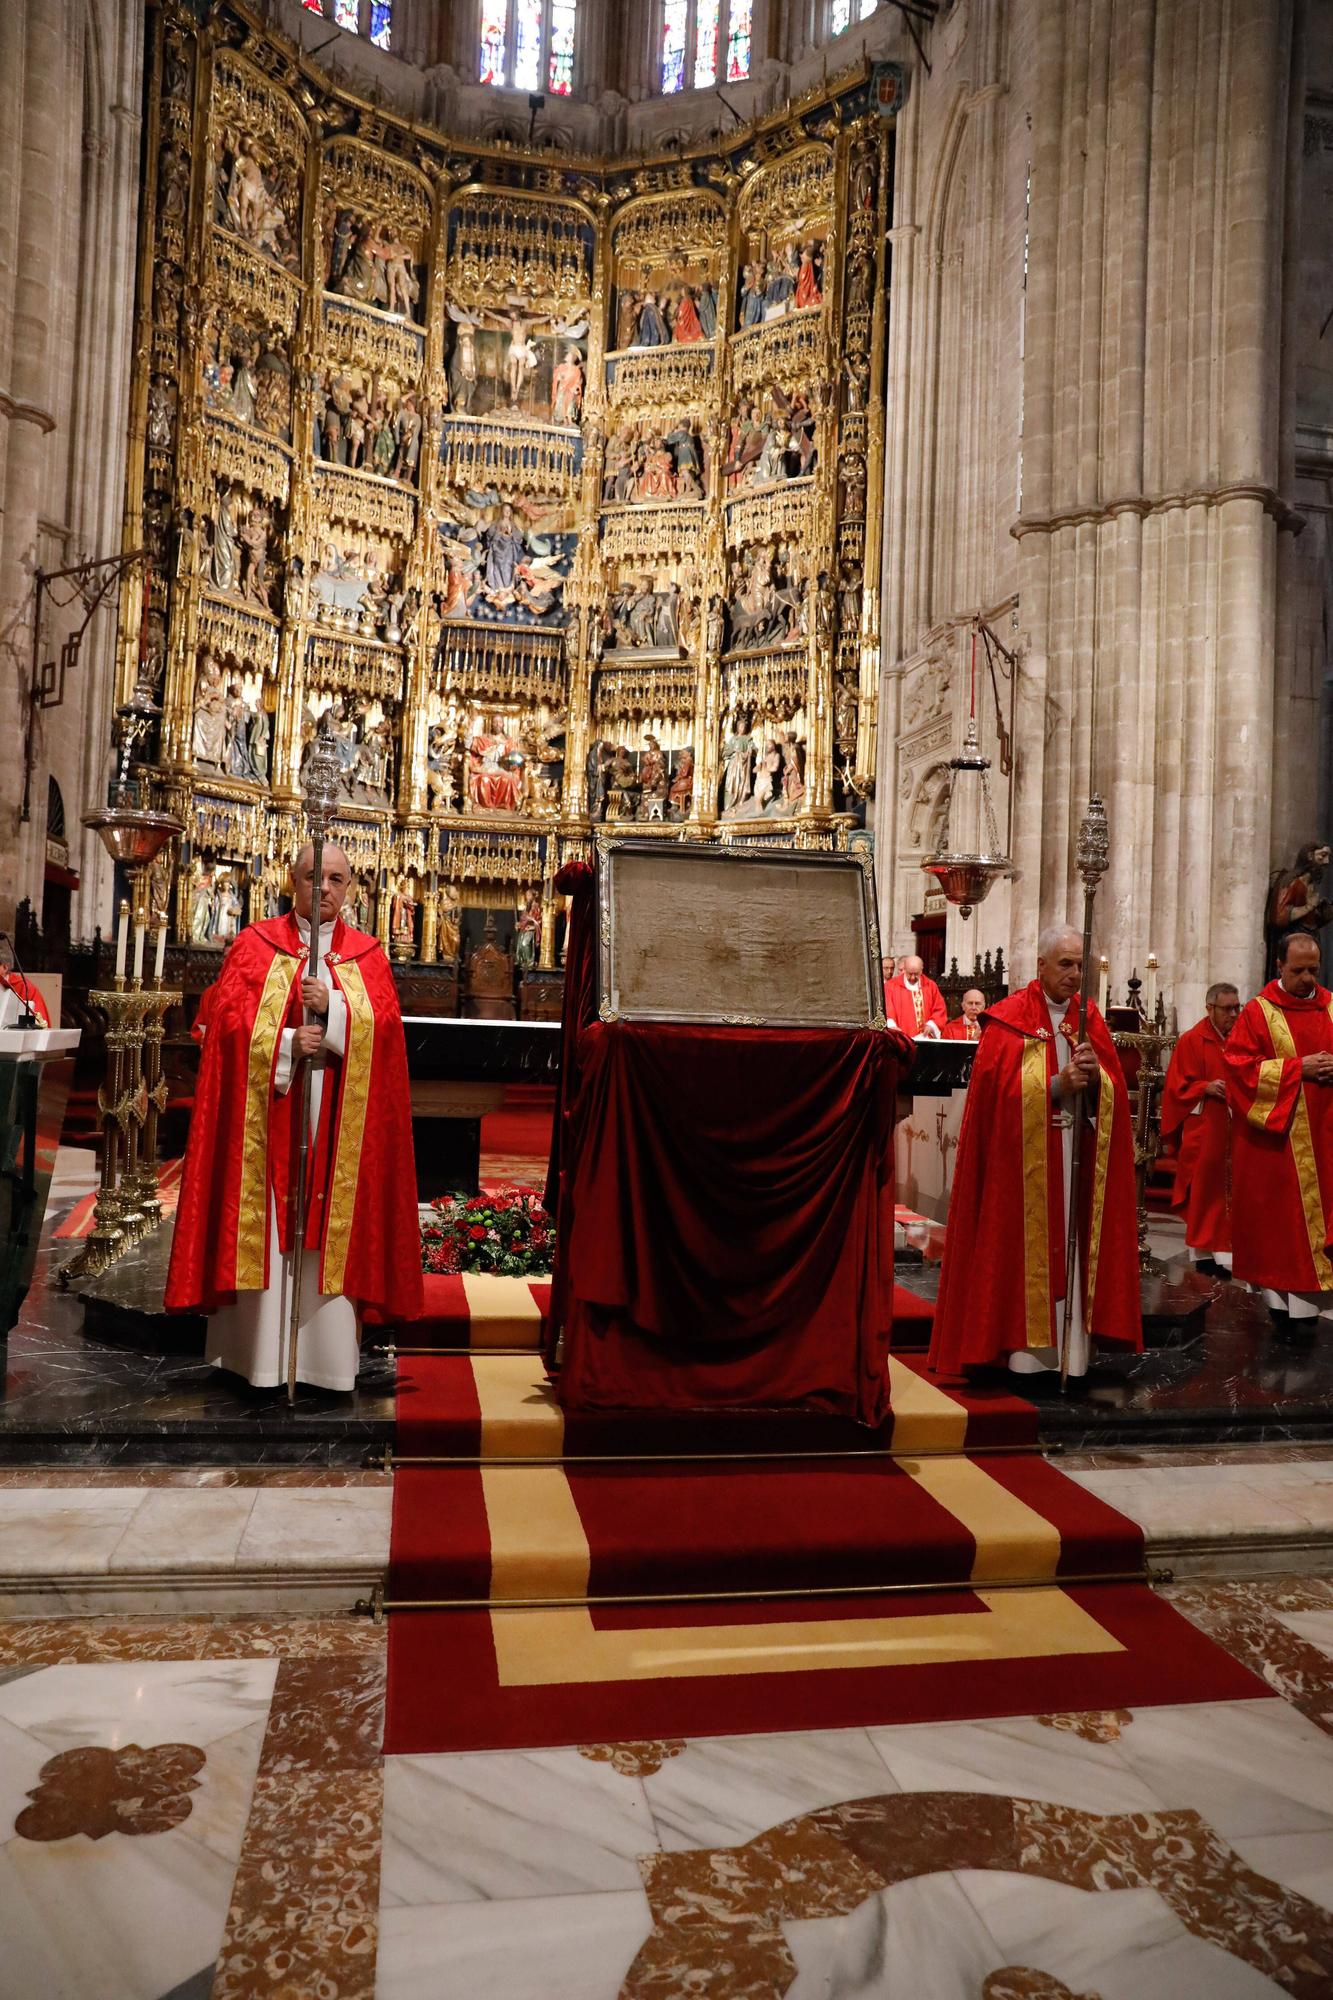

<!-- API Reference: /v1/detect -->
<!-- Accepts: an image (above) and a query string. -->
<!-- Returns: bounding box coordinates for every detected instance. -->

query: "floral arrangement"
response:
[420,1183,554,1277]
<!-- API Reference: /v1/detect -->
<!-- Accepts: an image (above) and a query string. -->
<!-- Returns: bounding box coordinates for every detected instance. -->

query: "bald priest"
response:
[165,843,422,1389]
[928,924,1141,1380]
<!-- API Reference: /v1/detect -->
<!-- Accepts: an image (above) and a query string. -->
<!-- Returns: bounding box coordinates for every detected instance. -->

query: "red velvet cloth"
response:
[549,1020,904,1423]
[543,860,597,1217]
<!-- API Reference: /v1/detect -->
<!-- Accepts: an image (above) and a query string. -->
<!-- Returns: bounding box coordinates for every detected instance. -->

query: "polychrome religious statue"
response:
[515,888,542,969]
[467,716,525,813]
[390,876,418,959]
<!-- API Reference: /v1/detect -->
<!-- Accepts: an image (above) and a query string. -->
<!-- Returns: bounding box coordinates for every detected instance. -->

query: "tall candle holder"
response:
[61,689,183,1283]
[1110,985,1177,1274]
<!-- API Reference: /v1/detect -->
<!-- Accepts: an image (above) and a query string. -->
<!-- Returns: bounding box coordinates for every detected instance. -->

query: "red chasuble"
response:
[165,914,422,1321]
[884,973,947,1037]
[927,981,1142,1373]
[1160,1017,1232,1253]
[0,970,49,1025]
[1225,980,1333,1292]
[941,1016,981,1043]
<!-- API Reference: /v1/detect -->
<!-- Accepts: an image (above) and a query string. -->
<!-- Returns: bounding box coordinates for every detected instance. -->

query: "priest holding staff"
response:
[928,923,1141,1381]
[165,822,422,1390]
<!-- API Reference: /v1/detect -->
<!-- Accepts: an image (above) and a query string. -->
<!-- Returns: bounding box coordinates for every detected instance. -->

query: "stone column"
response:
[0,0,65,931]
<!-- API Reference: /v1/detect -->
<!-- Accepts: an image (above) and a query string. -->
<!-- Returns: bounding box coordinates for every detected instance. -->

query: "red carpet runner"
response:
[382,1278,1268,1754]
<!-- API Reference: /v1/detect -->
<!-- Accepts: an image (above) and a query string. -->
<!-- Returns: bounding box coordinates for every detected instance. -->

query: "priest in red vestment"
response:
[928,925,1141,1380]
[1160,981,1241,1272]
[942,987,985,1042]
[1226,932,1333,1322]
[165,841,422,1388]
[0,969,50,1028]
[884,954,947,1039]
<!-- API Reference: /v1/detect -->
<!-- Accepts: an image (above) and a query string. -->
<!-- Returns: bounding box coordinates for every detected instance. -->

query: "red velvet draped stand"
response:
[543,865,904,1424]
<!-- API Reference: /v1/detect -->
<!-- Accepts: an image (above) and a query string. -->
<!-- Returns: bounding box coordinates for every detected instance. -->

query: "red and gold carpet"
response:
[382,1277,1268,1755]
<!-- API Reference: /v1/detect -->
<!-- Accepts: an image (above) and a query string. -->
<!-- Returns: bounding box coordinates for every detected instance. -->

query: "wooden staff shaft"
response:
[286,822,325,1406]
[1059,879,1099,1389]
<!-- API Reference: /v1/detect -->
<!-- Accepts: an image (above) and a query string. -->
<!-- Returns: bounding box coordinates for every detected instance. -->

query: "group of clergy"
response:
[925,925,1333,1386]
[163,834,1333,1400]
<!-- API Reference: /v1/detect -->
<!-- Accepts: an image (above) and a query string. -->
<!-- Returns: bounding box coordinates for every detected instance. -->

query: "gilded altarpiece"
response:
[116,3,894,974]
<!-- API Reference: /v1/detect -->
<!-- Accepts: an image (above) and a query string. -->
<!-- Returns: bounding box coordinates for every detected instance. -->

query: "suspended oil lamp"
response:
[921,630,1013,919]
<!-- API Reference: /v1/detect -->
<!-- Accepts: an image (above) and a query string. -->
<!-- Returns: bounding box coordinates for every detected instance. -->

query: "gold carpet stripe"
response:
[472,1355,565,1458]
[462,1273,544,1349]
[886,1356,969,1453]
[481,1465,589,1600]
[489,1587,1122,1687]
[901,1454,1062,1584]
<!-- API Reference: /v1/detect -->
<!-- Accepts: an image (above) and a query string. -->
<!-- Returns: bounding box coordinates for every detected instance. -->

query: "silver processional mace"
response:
[286,723,342,1406]
[1059,794,1109,1391]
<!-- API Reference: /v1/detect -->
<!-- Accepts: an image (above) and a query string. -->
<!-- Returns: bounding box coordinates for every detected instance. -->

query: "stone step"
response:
[0,1458,1329,1615]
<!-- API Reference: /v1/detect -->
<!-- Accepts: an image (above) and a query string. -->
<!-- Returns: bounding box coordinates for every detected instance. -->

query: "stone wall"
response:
[0,0,142,942]
[875,0,1329,1021]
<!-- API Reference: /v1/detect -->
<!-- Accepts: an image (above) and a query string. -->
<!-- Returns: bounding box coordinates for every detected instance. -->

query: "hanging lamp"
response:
[921,628,1013,919]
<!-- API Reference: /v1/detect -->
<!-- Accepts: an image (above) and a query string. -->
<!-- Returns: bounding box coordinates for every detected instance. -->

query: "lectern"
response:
[0,1026,80,1336]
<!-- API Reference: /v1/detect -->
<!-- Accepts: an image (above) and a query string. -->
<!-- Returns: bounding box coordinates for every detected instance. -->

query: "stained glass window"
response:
[830,0,851,29]
[333,0,359,28]
[513,0,543,89]
[370,1,392,47]
[479,1,508,85]
[694,0,719,88]
[481,1,579,91]
[725,0,751,80]
[303,0,324,12]
[662,0,687,92]
[548,0,576,94]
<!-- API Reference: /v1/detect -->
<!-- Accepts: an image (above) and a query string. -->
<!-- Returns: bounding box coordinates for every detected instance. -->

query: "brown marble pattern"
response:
[210,1646,387,1998]
[16,1741,206,1841]
[1166,1577,1333,1738]
[619,1791,1333,1998]
[1034,1709,1133,1742]
[983,1974,1102,2000]
[0,1614,386,1666]
[579,1739,686,1777]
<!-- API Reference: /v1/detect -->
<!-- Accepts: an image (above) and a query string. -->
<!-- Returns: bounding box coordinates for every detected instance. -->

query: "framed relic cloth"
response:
[595,838,885,1028]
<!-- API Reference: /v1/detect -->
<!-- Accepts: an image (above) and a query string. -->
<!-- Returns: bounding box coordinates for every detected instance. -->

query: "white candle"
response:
[1144,953,1158,1020]
[1097,955,1109,1015]
[153,917,167,984]
[132,919,146,983]
[114,898,129,980]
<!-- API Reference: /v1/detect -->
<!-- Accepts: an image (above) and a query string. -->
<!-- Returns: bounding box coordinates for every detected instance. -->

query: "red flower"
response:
[468,1224,487,1241]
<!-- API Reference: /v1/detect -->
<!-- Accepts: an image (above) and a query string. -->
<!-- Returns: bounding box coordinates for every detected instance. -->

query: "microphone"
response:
[0,932,40,1029]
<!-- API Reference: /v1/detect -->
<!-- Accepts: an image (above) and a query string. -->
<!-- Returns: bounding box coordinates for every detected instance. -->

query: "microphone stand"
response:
[1059,794,1109,1390]
[0,931,41,1029]
[286,727,341,1407]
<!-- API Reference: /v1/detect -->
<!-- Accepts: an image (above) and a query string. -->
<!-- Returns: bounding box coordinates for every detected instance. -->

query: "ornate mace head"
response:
[1076,793,1109,892]
[303,719,341,837]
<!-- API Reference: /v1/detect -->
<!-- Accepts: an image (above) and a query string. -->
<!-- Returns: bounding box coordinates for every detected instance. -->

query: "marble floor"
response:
[0,1577,1330,1998]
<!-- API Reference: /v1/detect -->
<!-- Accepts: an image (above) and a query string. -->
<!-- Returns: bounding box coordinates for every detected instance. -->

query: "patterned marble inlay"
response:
[1034,1710,1133,1743]
[579,1740,686,1778]
[1166,1577,1333,1739]
[621,1791,1333,1998]
[15,1740,206,1841]
[210,1649,387,1998]
[982,1973,1102,2000]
